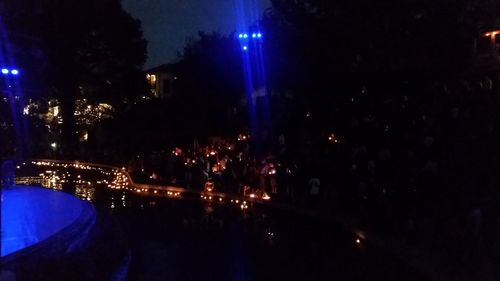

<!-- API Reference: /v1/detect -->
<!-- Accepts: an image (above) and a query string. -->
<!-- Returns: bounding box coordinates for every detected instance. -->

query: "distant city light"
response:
[10,69,19,75]
[1,68,8,74]
[243,46,248,51]
[243,34,248,38]
[238,34,243,38]
[257,33,262,38]
[252,33,256,38]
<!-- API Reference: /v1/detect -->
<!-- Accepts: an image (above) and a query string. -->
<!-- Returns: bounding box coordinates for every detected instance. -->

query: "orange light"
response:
[485,30,500,37]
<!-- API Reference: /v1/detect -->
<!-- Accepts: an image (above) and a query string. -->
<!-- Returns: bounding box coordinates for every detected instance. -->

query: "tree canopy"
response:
[173,32,244,136]
[263,0,500,88]
[2,0,148,156]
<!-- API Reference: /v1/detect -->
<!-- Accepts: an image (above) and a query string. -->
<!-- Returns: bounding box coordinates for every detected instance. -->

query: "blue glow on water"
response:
[1,187,85,257]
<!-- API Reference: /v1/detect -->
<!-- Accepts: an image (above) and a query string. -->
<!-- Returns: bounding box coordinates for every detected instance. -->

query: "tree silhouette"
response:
[264,0,500,86]
[174,32,243,136]
[2,0,147,157]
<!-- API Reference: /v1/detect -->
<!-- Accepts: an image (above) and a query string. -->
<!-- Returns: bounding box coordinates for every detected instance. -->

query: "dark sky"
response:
[122,0,271,69]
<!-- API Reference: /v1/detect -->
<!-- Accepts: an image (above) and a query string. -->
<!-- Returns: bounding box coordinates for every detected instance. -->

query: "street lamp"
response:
[238,32,263,41]
[238,31,263,51]
[0,67,20,75]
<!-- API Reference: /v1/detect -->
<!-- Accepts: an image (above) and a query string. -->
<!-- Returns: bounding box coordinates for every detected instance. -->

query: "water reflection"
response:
[15,161,131,191]
[10,161,426,280]
[15,161,276,245]
[75,185,95,201]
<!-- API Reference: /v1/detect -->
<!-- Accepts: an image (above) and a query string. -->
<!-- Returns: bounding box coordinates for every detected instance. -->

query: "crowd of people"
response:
[127,133,310,203]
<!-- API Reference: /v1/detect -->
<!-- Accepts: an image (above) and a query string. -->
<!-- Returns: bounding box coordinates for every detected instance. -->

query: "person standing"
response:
[259,160,269,194]
[308,176,321,208]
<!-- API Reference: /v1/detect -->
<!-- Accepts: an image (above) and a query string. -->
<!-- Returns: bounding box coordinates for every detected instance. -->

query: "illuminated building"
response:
[475,27,500,65]
[22,98,114,142]
[74,99,114,126]
[145,64,176,99]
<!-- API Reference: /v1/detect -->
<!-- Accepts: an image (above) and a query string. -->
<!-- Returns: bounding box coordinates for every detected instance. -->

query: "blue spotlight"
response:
[257,33,262,38]
[252,33,256,38]
[10,69,19,75]
[1,68,8,75]
[243,46,248,51]
[243,34,248,38]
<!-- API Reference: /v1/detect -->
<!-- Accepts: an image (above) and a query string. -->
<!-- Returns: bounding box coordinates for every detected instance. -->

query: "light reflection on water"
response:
[7,163,426,280]
[14,161,281,250]
[75,185,95,201]
[15,161,131,192]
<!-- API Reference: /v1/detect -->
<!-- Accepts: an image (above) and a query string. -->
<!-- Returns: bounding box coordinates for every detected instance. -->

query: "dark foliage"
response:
[2,0,148,157]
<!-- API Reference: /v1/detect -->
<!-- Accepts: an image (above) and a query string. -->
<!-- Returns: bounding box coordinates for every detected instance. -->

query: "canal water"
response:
[6,160,429,280]
[91,188,427,281]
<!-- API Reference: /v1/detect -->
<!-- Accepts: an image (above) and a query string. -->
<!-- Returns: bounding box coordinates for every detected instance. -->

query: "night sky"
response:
[122,0,271,69]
